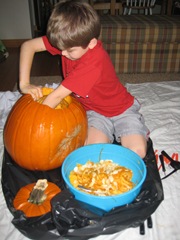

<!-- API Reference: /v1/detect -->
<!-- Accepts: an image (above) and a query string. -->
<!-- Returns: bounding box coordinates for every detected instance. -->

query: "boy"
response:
[19,0,149,158]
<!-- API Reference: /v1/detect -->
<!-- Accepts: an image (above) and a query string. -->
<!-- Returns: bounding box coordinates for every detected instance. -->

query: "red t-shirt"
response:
[42,36,134,117]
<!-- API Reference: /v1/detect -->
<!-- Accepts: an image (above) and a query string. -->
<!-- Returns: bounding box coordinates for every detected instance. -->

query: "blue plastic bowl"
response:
[61,143,147,212]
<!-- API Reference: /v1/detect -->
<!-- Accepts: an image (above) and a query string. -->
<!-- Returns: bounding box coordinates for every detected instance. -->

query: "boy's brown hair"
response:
[47,0,101,50]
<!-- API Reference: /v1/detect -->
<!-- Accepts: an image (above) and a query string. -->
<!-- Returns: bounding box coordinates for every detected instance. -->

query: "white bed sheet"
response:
[0,81,180,240]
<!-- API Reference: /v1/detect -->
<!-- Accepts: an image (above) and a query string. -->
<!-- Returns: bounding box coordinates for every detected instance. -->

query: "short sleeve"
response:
[42,36,61,55]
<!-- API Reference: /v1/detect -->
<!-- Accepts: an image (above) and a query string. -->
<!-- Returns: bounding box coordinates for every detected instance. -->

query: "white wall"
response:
[0,0,32,39]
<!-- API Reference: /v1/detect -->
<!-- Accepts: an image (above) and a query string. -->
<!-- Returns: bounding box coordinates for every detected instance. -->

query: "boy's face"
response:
[61,46,89,60]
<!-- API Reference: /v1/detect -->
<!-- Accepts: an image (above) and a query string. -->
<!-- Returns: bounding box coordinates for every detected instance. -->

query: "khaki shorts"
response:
[86,99,149,143]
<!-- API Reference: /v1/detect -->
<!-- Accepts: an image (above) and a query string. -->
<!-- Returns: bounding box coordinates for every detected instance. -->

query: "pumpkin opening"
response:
[37,87,72,109]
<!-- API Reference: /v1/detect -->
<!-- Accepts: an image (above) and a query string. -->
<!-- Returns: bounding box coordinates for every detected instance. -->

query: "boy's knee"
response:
[132,146,147,159]
[121,136,147,159]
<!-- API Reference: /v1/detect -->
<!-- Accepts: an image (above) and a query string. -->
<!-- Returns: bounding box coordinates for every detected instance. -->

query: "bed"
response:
[0,80,180,240]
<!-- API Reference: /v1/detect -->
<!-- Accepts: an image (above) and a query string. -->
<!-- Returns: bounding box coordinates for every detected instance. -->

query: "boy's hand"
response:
[20,84,43,101]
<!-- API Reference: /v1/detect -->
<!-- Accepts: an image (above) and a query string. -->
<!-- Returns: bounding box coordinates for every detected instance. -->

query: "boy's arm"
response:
[19,37,46,100]
[19,36,72,109]
[42,84,72,108]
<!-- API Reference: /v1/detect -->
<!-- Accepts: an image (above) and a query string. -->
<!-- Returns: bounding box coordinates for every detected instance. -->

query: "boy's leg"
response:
[84,126,110,145]
[121,134,147,159]
[113,99,149,158]
[85,110,114,145]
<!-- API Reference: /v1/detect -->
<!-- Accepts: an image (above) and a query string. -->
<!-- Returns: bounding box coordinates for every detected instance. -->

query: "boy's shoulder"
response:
[91,40,110,61]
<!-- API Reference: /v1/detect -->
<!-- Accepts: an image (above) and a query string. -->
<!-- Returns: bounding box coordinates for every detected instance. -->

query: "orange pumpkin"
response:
[13,179,61,217]
[4,88,87,170]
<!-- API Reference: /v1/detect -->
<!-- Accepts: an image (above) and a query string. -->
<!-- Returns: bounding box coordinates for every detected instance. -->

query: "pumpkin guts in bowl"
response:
[69,160,134,196]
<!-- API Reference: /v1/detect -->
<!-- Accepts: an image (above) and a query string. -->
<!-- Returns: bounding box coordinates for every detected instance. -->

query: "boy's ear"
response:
[88,38,98,49]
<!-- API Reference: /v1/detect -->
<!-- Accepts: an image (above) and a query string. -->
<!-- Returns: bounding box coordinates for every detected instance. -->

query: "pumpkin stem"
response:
[28,179,48,204]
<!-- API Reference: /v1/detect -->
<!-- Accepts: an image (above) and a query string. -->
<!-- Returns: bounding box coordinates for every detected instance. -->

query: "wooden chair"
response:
[122,0,156,15]
[89,0,122,15]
